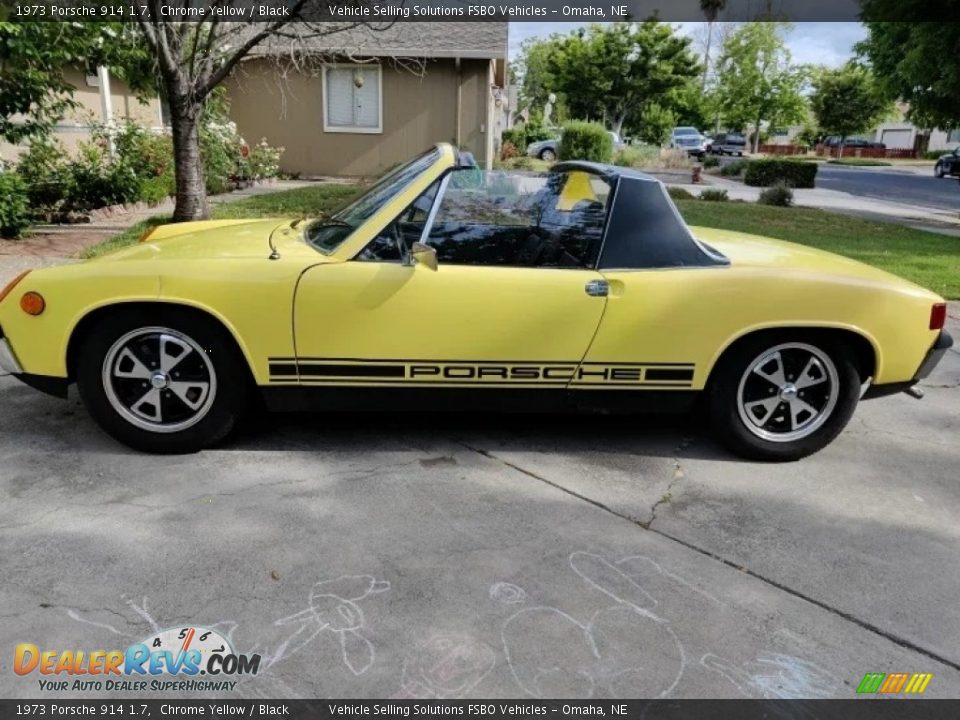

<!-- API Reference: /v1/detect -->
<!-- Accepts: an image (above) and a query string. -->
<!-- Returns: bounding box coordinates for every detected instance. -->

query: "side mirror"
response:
[410,242,438,271]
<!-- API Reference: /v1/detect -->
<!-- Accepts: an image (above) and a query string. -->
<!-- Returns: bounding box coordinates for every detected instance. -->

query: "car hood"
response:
[92,218,322,262]
[691,226,936,295]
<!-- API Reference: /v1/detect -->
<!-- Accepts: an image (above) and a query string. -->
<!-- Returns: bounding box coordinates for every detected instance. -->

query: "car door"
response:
[289,170,610,392]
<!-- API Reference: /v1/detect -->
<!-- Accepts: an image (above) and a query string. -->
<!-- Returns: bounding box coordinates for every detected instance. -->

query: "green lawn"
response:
[676,200,959,299]
[82,184,960,299]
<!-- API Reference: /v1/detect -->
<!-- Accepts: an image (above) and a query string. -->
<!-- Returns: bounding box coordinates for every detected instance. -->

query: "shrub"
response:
[501,128,526,152]
[667,186,695,201]
[240,138,284,181]
[636,103,675,146]
[612,145,658,168]
[699,188,729,202]
[702,154,720,168]
[524,120,554,144]
[559,121,613,163]
[16,136,70,211]
[0,172,31,238]
[659,148,692,169]
[744,159,817,188]
[66,141,145,209]
[499,141,519,161]
[757,181,794,207]
[719,158,749,177]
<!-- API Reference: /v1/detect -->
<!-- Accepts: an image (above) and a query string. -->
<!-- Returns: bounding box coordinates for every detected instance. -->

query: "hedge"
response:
[0,172,30,238]
[559,121,613,163]
[743,159,818,188]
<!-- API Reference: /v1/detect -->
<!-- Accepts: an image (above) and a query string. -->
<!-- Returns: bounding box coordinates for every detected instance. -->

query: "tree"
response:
[699,0,727,89]
[542,22,700,136]
[0,23,134,144]
[131,9,387,221]
[857,14,960,131]
[809,63,891,158]
[713,22,808,152]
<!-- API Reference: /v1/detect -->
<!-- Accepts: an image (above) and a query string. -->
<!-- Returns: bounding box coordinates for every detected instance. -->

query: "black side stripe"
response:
[645,368,695,382]
[297,363,405,378]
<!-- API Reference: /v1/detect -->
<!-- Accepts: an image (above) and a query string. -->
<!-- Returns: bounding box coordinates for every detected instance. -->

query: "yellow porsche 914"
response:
[0,144,952,459]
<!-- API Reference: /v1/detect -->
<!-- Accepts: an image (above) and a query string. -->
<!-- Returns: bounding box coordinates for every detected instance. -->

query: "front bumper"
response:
[863,330,954,400]
[0,326,24,376]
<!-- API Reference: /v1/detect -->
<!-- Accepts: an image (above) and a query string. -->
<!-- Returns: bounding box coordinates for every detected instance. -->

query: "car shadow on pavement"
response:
[226,409,738,463]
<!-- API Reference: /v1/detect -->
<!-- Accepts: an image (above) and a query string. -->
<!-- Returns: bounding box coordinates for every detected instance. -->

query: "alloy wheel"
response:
[101,326,217,433]
[736,343,840,443]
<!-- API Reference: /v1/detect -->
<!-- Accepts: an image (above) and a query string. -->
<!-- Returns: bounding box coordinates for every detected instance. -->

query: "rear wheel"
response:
[539,148,557,162]
[76,308,248,453]
[709,334,860,461]
[934,162,945,178]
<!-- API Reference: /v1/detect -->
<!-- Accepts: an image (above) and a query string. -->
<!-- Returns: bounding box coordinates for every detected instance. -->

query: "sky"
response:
[508,22,868,67]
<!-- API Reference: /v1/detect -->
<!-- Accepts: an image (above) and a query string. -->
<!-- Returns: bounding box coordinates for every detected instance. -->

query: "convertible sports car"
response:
[0,144,952,460]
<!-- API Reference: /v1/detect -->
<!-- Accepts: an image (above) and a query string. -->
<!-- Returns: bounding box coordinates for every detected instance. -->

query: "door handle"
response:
[585,279,609,297]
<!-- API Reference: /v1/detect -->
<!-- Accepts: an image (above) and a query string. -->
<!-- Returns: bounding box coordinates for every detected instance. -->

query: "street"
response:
[811,165,958,212]
[2,309,958,700]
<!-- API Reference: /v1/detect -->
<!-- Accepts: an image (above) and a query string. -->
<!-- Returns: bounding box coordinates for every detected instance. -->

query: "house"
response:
[0,65,165,163]
[0,23,508,178]
[223,22,508,176]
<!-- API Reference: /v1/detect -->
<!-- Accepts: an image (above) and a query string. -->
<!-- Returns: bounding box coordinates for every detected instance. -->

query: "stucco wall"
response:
[224,57,492,177]
[0,66,163,164]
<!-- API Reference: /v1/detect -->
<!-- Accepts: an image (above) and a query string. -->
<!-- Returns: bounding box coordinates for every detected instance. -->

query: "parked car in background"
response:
[933,147,960,178]
[672,134,708,159]
[710,132,747,156]
[527,131,623,162]
[671,127,701,144]
[823,136,886,150]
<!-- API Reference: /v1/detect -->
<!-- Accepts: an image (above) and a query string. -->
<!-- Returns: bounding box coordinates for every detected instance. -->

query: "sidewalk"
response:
[670,175,960,237]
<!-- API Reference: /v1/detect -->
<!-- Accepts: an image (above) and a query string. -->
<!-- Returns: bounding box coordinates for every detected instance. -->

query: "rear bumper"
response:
[863,330,953,400]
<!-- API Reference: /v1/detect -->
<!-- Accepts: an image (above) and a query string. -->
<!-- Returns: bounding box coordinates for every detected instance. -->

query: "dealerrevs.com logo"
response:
[14,626,260,692]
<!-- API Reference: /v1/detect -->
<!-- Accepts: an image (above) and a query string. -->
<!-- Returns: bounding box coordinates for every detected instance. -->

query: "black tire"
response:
[934,163,945,178]
[75,307,249,453]
[539,148,557,162]
[708,332,861,461]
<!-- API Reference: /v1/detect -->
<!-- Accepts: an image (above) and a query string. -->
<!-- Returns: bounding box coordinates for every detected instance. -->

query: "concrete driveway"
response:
[1,304,958,700]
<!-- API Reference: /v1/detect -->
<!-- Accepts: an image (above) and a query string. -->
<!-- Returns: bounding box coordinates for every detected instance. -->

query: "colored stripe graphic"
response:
[857,672,932,695]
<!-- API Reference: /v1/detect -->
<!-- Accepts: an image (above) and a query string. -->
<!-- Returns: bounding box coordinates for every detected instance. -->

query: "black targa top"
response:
[552,161,730,271]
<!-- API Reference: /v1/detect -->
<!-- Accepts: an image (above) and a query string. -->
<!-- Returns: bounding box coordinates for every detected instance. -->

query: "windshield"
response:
[305,148,441,253]
[674,127,698,136]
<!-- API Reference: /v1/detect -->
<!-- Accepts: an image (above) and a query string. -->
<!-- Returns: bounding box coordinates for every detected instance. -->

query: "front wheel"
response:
[539,148,557,162]
[934,163,945,178]
[76,308,249,453]
[709,335,861,461]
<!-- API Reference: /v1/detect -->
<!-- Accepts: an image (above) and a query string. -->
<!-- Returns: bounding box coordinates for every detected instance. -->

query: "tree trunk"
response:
[838,136,845,160]
[170,104,209,222]
[754,117,762,154]
[611,115,625,137]
[702,22,714,90]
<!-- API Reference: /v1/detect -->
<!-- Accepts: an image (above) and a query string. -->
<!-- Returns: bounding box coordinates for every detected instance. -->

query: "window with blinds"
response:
[323,65,382,133]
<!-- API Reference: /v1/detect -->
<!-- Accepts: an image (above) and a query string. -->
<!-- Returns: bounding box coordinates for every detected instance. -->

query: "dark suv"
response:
[934,147,960,178]
[710,132,747,156]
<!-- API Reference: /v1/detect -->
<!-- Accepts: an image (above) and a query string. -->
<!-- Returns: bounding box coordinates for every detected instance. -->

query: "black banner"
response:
[3,700,960,720]
[0,0,953,23]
